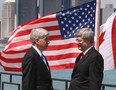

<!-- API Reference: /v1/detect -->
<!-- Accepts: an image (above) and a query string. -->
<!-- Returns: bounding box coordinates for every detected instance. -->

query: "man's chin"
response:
[78,47,82,51]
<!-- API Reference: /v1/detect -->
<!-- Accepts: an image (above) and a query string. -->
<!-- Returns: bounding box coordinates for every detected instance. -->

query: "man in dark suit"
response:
[22,28,53,90]
[69,28,104,90]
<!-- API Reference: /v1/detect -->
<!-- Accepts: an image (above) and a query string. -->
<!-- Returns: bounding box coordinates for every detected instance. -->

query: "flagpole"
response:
[95,0,101,51]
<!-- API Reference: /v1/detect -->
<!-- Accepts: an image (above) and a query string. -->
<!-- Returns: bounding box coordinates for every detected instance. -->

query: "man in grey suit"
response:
[69,28,104,90]
[22,28,53,90]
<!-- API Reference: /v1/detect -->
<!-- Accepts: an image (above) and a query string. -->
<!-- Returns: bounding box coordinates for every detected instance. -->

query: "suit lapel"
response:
[71,53,82,77]
[78,54,88,64]
[71,47,96,78]
[43,55,50,70]
[40,54,50,71]
[79,47,95,64]
[31,47,50,72]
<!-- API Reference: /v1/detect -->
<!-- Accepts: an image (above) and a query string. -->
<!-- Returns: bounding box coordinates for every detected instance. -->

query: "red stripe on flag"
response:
[6,40,31,50]
[12,29,31,37]
[43,26,60,31]
[46,53,79,61]
[49,35,61,40]
[0,63,22,72]
[2,48,29,54]
[26,17,57,24]
[47,43,77,50]
[50,63,75,70]
[7,30,31,45]
[0,56,22,63]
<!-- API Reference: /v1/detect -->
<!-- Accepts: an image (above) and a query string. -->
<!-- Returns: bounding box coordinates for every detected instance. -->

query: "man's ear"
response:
[35,39,39,44]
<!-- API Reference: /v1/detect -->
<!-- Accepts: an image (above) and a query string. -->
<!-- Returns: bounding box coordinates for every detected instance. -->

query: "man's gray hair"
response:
[76,28,94,44]
[30,28,49,45]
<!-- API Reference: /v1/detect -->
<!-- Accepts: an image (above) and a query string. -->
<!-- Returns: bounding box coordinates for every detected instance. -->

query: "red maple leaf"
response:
[99,31,106,45]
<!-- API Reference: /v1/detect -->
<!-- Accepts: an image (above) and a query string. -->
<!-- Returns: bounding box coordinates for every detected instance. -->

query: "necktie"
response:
[80,53,84,60]
[41,54,49,70]
[41,54,47,65]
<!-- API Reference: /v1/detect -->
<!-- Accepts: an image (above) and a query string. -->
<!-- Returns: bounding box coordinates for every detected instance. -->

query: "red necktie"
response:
[80,53,84,60]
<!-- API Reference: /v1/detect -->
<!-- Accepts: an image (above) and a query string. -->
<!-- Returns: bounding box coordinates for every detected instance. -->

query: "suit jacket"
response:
[22,47,53,90]
[69,47,104,90]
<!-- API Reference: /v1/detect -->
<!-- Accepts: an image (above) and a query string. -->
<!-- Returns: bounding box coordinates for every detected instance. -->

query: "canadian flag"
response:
[99,12,116,70]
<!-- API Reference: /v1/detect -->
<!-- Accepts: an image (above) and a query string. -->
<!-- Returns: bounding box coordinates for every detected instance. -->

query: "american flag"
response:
[0,1,96,72]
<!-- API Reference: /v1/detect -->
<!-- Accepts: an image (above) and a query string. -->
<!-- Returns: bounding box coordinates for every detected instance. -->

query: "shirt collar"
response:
[83,46,93,55]
[32,45,42,57]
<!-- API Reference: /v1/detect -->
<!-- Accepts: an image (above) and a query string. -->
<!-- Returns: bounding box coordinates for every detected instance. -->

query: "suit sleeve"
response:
[22,56,36,90]
[89,54,104,90]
